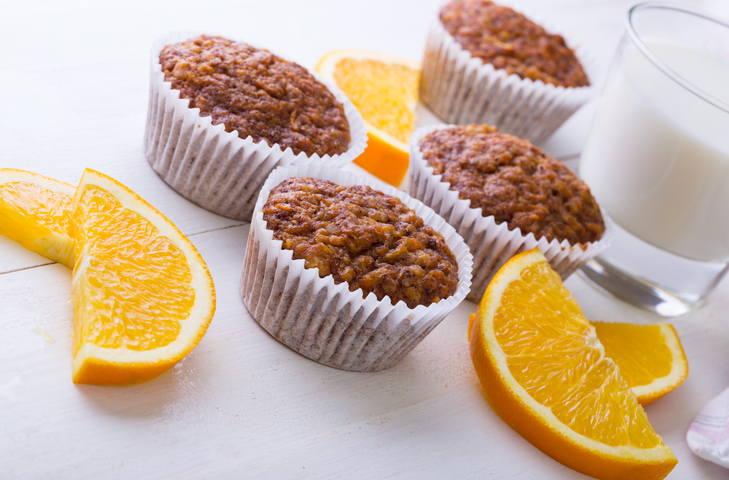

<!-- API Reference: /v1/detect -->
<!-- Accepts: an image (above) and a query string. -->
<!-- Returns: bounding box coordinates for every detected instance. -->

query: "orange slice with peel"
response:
[71,169,215,385]
[592,321,688,406]
[0,168,75,268]
[470,249,677,480]
[316,50,420,186]
[467,315,688,407]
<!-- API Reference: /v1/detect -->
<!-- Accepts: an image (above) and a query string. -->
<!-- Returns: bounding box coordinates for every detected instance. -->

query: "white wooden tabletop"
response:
[2,0,729,478]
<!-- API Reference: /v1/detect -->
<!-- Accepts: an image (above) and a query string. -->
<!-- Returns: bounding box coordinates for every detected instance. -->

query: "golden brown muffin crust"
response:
[160,35,351,157]
[419,125,604,245]
[263,177,459,308]
[440,0,590,87]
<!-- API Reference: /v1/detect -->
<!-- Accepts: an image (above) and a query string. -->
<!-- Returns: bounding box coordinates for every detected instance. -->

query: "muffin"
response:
[241,164,472,372]
[409,124,612,302]
[440,0,589,88]
[420,0,593,144]
[144,33,367,222]
[263,177,459,308]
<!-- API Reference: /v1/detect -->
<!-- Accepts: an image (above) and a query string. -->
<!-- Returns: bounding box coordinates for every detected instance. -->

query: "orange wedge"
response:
[71,169,215,385]
[470,249,677,480]
[592,322,688,406]
[317,50,420,186]
[0,169,75,268]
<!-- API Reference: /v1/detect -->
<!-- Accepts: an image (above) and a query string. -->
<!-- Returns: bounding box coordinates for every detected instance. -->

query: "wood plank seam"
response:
[0,261,56,277]
[0,223,248,276]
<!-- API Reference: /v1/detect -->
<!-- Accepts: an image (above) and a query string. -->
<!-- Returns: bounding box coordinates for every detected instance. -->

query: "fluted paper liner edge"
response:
[240,163,473,372]
[409,124,614,302]
[143,31,368,221]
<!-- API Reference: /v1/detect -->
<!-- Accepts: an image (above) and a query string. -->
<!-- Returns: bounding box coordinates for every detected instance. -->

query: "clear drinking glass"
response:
[578,3,729,316]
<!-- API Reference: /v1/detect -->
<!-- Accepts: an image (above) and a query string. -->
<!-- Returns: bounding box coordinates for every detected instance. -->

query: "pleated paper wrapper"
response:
[409,124,613,302]
[241,164,473,372]
[420,16,595,144]
[143,32,368,222]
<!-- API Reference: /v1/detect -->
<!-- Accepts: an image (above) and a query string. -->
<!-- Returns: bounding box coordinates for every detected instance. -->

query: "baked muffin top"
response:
[263,177,459,308]
[419,125,604,245]
[160,35,351,157]
[439,0,589,88]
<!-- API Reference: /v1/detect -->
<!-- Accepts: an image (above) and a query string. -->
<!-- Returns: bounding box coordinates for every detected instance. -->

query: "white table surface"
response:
[2,0,729,478]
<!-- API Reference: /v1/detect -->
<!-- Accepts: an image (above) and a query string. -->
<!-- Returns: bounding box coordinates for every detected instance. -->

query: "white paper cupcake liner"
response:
[420,15,595,144]
[143,31,368,222]
[240,163,473,372]
[409,124,614,302]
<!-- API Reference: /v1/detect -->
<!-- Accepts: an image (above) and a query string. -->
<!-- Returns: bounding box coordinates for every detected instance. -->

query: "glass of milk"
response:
[579,3,729,316]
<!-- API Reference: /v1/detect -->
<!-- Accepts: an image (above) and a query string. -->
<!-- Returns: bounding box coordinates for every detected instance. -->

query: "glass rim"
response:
[627,2,729,113]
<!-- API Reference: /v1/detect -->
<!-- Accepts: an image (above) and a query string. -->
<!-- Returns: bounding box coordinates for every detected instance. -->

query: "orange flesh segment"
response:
[592,322,673,388]
[333,58,419,143]
[72,185,195,353]
[493,261,661,449]
[0,181,73,238]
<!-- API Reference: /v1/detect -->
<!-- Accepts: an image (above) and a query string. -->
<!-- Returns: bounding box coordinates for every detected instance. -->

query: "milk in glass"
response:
[580,40,729,262]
